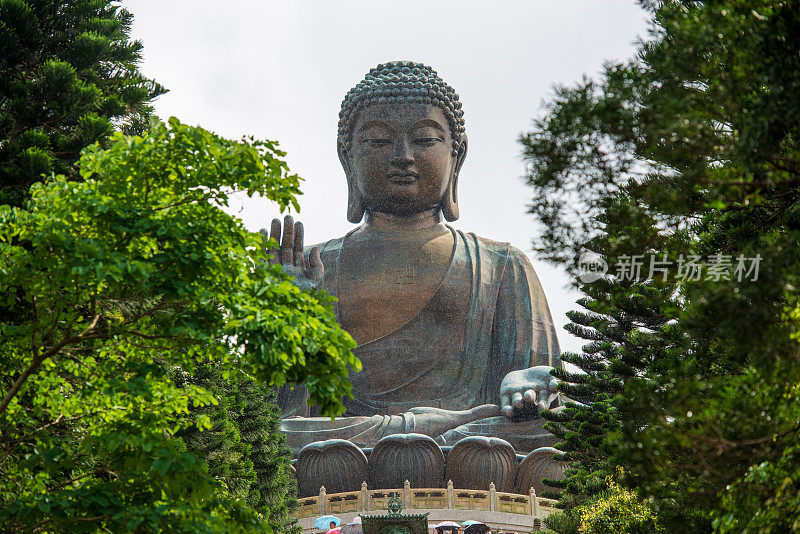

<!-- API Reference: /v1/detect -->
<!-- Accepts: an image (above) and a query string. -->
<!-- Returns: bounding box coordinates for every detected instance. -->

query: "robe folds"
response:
[279,226,561,453]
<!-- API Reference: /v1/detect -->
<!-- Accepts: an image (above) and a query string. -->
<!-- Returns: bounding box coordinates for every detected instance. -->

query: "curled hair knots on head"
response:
[338,61,466,157]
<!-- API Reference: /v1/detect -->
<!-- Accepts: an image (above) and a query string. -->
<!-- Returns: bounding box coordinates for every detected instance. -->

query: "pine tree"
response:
[174,364,256,503]
[541,197,679,530]
[233,377,300,534]
[524,1,800,531]
[0,0,165,208]
[175,366,302,533]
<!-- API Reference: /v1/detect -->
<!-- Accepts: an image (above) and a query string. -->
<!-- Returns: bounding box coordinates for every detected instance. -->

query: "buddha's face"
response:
[347,103,457,217]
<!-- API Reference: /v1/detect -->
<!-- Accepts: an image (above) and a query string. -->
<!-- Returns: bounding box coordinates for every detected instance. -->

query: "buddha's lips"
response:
[388,174,419,184]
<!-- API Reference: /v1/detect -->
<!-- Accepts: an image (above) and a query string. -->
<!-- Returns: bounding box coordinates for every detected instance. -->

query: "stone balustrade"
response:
[297,479,559,520]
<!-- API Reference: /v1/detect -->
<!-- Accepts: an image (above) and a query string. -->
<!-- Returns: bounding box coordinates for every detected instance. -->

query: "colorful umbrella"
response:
[340,516,363,534]
[314,515,341,530]
[434,521,461,532]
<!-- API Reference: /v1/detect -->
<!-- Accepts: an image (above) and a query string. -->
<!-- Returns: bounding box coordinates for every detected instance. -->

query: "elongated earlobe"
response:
[347,187,365,223]
[338,142,365,223]
[442,175,459,221]
[442,136,468,222]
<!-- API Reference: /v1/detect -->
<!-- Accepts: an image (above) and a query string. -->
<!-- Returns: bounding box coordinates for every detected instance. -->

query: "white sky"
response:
[124,0,649,354]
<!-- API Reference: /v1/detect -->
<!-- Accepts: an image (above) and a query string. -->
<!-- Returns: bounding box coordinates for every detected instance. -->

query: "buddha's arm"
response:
[281,413,413,454]
[501,247,560,365]
[490,246,562,415]
[281,405,501,454]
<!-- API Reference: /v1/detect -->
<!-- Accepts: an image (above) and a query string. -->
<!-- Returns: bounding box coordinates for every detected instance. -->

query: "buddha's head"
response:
[337,61,468,223]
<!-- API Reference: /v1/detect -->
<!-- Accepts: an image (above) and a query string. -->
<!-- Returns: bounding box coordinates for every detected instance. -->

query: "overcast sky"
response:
[124,1,649,353]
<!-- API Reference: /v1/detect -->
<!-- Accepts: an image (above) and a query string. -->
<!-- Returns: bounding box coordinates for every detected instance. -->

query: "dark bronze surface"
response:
[275,61,562,457]
[445,436,518,493]
[368,433,445,489]
[296,439,368,498]
[514,446,569,495]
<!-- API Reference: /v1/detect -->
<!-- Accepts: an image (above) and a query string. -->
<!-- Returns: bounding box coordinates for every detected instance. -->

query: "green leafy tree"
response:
[0,118,358,532]
[523,0,800,532]
[0,0,165,208]
[575,472,662,534]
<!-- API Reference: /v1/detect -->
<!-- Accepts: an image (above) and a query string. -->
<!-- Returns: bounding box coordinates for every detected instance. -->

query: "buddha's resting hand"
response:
[500,365,559,418]
[261,215,324,291]
[408,404,501,438]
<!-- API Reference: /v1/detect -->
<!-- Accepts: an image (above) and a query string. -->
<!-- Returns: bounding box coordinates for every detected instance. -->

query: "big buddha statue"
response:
[272,61,562,456]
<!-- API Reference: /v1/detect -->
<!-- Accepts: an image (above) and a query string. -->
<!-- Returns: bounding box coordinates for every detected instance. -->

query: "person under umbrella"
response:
[314,515,341,531]
[340,516,363,534]
[463,523,491,534]
[434,520,460,533]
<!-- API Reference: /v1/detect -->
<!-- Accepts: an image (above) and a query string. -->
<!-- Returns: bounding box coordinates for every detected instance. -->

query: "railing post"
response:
[319,486,327,515]
[489,482,497,512]
[447,480,454,509]
[530,487,538,517]
[361,481,368,511]
[403,479,411,509]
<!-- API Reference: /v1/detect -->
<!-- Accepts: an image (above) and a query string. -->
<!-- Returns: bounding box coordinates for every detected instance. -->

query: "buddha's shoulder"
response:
[464,232,531,265]
[304,236,346,262]
[470,233,510,252]
[304,230,533,267]
[306,236,346,252]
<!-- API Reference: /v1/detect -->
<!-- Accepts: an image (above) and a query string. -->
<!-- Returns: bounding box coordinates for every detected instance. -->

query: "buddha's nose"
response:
[390,137,413,168]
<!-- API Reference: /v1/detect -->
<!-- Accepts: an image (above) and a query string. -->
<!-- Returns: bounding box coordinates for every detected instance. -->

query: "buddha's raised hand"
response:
[499,365,559,418]
[261,214,324,291]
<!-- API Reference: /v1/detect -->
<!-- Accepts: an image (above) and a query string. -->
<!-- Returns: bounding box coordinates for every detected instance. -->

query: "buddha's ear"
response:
[442,134,468,222]
[338,141,365,224]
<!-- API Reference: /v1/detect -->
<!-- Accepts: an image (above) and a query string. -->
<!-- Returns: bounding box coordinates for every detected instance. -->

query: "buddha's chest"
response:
[336,232,458,344]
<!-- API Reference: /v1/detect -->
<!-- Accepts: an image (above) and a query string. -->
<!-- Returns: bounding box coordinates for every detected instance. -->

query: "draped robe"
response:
[279,226,561,453]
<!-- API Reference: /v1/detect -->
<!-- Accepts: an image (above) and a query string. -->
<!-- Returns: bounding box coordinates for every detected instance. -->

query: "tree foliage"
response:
[0,118,358,532]
[523,0,800,532]
[173,365,257,504]
[542,197,681,506]
[232,377,300,533]
[576,472,661,534]
[175,367,302,533]
[0,0,165,208]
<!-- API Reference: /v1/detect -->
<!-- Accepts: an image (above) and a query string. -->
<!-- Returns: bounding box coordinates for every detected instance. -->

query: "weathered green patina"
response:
[361,493,429,534]
[274,61,563,455]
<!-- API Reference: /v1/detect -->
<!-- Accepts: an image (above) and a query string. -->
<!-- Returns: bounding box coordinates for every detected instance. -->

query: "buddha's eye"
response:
[412,137,441,147]
[362,137,391,147]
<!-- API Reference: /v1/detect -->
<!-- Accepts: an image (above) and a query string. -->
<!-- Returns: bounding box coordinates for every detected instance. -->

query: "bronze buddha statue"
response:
[270,61,562,455]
